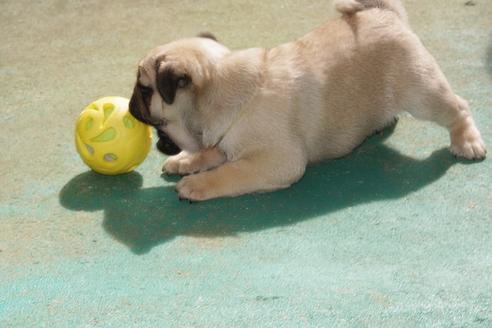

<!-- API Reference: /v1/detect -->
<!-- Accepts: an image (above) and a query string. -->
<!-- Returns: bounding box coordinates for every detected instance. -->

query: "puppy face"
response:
[129,34,230,155]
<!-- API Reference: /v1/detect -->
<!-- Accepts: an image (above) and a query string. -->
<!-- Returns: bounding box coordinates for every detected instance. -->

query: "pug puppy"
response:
[129,0,486,201]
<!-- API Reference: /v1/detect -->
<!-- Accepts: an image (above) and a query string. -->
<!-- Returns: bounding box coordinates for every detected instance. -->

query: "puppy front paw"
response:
[162,154,202,176]
[162,155,182,175]
[176,174,215,201]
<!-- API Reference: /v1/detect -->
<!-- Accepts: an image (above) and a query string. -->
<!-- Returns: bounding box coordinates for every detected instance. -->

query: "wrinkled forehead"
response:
[137,45,169,84]
[137,64,153,85]
[136,37,228,84]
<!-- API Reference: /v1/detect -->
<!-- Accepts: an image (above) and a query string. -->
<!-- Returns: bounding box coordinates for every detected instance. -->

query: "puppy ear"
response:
[156,66,177,105]
[198,31,218,42]
[156,65,190,105]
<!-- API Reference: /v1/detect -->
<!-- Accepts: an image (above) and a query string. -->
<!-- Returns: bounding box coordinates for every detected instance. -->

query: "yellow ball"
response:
[75,96,152,175]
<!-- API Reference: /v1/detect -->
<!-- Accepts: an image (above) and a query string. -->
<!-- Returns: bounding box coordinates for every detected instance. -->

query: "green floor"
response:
[1,0,491,327]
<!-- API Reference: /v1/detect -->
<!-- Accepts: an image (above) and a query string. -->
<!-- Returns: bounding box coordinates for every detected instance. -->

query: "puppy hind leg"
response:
[448,96,487,160]
[404,73,486,160]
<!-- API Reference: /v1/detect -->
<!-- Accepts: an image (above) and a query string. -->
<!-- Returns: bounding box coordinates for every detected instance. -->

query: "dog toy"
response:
[75,96,152,175]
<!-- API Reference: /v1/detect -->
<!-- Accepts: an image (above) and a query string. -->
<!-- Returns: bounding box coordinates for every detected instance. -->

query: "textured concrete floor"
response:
[1,0,491,327]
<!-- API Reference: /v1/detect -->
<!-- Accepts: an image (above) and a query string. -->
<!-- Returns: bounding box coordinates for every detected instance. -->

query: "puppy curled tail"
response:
[334,0,408,23]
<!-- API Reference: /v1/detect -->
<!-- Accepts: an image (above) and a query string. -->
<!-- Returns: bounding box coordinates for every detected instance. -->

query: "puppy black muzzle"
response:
[129,90,181,156]
[156,129,181,155]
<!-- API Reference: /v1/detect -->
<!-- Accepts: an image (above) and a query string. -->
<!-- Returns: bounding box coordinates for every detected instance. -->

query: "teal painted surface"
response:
[1,0,491,327]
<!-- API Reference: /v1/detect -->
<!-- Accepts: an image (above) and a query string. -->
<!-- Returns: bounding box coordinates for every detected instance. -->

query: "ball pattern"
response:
[75,96,152,175]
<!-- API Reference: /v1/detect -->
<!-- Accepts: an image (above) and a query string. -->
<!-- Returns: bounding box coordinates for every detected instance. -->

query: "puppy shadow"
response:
[60,127,457,254]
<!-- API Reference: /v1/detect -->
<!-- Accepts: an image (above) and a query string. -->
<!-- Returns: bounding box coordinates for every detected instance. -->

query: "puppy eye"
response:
[177,76,190,88]
[139,85,153,96]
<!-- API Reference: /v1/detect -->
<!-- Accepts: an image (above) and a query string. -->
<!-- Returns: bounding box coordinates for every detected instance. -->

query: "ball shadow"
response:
[60,127,457,254]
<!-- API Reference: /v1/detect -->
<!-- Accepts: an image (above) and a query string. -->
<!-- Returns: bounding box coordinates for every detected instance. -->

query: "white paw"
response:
[450,124,487,160]
[162,153,201,176]
[176,174,213,201]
